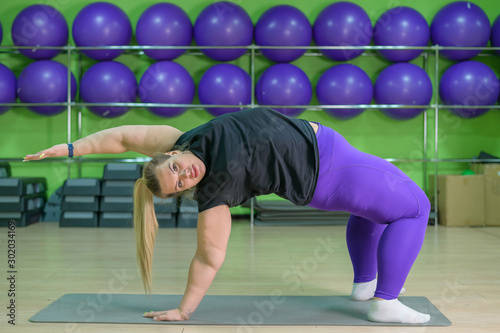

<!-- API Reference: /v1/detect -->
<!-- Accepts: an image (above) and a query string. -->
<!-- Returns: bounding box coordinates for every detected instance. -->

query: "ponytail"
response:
[133,177,158,294]
[133,146,193,294]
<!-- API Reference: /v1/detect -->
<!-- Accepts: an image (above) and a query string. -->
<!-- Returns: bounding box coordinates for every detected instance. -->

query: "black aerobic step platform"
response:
[98,212,176,228]
[154,196,177,214]
[179,197,198,213]
[60,212,98,227]
[178,197,198,228]
[253,199,350,226]
[44,187,62,222]
[0,210,43,227]
[103,164,142,180]
[43,210,61,222]
[157,213,176,228]
[62,179,101,196]
[101,180,136,196]
[62,196,99,212]
[44,202,61,213]
[0,163,11,178]
[0,178,47,196]
[0,193,46,212]
[99,196,133,212]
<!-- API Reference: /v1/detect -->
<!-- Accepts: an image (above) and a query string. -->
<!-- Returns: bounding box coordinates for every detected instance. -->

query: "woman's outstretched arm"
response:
[144,204,232,321]
[23,125,184,161]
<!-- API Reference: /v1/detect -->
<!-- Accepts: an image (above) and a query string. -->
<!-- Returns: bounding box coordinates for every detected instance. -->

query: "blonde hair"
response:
[133,150,193,294]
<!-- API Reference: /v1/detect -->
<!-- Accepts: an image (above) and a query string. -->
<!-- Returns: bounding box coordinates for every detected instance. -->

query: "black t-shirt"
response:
[174,107,319,212]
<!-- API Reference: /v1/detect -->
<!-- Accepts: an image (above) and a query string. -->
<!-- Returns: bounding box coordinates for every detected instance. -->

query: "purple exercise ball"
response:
[0,64,16,116]
[136,3,193,61]
[73,2,132,61]
[255,5,312,63]
[439,61,499,119]
[198,64,251,117]
[375,63,433,120]
[17,60,77,116]
[374,7,430,62]
[80,62,137,118]
[491,15,500,56]
[194,2,253,61]
[317,64,373,120]
[314,2,372,61]
[431,2,490,61]
[139,61,194,118]
[256,64,312,117]
[11,5,68,59]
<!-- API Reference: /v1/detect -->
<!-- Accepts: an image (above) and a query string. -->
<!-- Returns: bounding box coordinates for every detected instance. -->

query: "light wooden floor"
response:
[1,221,499,333]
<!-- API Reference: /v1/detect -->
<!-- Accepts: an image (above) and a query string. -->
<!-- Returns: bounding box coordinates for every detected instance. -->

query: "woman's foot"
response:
[367,298,431,324]
[350,279,405,301]
[351,279,378,301]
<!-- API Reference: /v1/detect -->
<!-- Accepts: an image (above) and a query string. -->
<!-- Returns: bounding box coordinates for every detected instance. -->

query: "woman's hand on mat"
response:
[23,144,68,162]
[143,309,187,321]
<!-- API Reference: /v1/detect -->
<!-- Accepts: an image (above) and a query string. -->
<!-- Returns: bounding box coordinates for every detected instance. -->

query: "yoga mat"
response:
[30,294,451,326]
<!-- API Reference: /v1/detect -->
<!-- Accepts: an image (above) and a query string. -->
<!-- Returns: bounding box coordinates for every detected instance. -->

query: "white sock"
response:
[350,279,406,301]
[351,279,378,301]
[367,298,431,324]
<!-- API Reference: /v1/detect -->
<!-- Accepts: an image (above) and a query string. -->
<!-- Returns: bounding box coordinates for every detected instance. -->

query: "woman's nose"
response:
[179,168,190,179]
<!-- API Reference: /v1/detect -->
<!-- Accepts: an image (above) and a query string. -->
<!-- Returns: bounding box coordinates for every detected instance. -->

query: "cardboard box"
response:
[484,176,500,226]
[429,175,485,227]
[471,163,500,177]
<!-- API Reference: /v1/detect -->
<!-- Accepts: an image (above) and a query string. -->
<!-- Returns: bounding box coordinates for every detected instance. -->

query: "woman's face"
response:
[156,151,206,196]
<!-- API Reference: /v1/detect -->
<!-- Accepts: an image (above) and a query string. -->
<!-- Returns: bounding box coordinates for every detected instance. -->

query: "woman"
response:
[25,107,431,324]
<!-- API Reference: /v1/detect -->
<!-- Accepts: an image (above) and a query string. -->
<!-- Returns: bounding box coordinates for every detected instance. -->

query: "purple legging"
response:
[308,124,430,300]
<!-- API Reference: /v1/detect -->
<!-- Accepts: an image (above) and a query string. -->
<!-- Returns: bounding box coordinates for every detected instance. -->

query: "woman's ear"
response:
[164,150,180,156]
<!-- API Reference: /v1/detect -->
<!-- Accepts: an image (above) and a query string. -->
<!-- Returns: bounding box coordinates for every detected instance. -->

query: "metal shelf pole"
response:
[423,52,429,196]
[434,46,440,227]
[250,44,256,226]
[78,52,83,179]
[66,44,72,180]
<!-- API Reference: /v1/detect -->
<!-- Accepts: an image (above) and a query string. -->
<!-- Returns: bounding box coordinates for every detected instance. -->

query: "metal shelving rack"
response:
[1,44,500,227]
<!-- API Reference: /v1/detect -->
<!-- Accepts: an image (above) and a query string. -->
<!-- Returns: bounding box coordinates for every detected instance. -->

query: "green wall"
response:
[1,0,499,215]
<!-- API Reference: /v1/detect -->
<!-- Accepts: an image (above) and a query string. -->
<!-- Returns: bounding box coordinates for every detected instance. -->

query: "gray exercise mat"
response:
[30,294,451,326]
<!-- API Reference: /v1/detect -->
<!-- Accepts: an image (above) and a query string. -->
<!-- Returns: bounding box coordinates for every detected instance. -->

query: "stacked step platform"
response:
[154,196,178,228]
[0,166,47,227]
[60,178,101,227]
[43,186,63,222]
[177,197,198,228]
[99,163,142,227]
[252,198,350,226]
